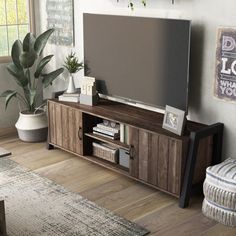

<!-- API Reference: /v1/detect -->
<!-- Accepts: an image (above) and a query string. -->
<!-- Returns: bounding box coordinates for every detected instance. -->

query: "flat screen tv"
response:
[83,13,191,111]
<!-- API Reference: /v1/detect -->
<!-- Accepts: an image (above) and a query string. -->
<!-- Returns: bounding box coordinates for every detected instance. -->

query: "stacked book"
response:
[58,91,80,103]
[93,122,120,140]
[92,142,119,163]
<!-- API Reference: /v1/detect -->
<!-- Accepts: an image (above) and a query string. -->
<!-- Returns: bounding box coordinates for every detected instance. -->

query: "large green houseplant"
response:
[0,29,64,142]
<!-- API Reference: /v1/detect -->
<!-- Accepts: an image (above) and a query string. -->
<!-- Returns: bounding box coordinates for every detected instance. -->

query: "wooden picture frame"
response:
[162,105,186,136]
[214,27,236,102]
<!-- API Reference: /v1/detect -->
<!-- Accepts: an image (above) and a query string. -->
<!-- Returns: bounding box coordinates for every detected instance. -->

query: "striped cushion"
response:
[202,158,236,226]
[205,158,236,192]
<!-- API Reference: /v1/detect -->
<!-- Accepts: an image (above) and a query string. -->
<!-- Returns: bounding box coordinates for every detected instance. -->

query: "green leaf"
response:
[6,63,28,87]
[42,68,64,88]
[34,55,54,78]
[29,89,36,106]
[23,87,31,107]
[19,51,37,68]
[11,40,23,69]
[23,87,36,111]
[23,33,36,52]
[34,28,54,56]
[0,90,17,110]
[63,52,83,74]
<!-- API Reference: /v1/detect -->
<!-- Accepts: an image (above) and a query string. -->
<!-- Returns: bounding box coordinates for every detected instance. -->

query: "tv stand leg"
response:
[179,132,198,208]
[47,143,54,150]
[179,123,224,208]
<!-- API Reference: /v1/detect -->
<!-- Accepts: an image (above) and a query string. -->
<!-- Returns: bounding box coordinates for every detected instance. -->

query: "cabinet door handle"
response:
[78,127,83,140]
[129,145,135,160]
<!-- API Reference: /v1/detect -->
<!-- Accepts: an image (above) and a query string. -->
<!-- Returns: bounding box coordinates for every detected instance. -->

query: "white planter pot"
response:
[66,74,76,93]
[15,111,48,142]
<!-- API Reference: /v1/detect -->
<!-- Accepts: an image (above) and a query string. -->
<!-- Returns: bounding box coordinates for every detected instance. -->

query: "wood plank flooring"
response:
[1,128,236,236]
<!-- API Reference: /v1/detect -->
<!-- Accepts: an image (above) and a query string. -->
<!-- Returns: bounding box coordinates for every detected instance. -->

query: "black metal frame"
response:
[0,200,7,236]
[179,122,224,208]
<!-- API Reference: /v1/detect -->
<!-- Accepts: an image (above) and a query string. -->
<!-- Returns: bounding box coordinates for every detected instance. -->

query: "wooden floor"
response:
[1,128,236,236]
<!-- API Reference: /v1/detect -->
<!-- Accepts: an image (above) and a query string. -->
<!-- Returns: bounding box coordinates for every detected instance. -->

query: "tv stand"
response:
[47,99,224,208]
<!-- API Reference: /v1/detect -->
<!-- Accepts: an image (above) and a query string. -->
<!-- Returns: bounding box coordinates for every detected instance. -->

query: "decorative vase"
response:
[15,110,48,142]
[66,74,76,93]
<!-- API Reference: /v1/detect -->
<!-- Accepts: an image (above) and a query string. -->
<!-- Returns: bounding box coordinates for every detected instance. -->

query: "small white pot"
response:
[66,74,76,93]
[15,111,48,142]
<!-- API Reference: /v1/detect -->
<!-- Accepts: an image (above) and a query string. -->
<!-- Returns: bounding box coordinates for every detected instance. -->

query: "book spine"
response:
[93,127,120,137]
[93,131,117,140]
[58,96,79,102]
[120,123,125,142]
[96,123,120,133]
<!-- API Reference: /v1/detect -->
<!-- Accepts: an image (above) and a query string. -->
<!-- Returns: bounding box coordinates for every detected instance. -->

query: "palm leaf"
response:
[19,51,37,68]
[34,29,54,56]
[0,90,17,110]
[42,68,64,88]
[34,55,54,78]
[29,89,36,106]
[6,63,28,88]
[11,40,23,69]
[23,33,36,52]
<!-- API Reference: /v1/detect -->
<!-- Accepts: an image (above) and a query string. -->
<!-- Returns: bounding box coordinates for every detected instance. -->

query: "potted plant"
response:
[63,51,83,94]
[0,29,64,142]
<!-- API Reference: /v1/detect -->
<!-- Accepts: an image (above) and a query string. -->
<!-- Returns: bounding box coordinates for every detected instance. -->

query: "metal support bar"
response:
[179,122,224,208]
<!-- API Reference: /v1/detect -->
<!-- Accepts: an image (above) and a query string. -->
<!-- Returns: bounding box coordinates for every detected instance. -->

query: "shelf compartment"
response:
[85,132,129,150]
[84,155,129,173]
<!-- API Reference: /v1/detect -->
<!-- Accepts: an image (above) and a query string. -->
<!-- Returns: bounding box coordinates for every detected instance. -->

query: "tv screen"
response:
[83,13,191,111]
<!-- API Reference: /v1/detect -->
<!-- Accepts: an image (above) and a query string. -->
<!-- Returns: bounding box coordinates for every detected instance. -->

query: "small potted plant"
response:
[0,29,64,142]
[63,51,83,94]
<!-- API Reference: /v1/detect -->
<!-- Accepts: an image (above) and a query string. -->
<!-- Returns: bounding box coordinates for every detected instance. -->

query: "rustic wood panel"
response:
[51,99,206,140]
[168,138,182,195]
[157,135,169,191]
[148,134,159,186]
[61,106,69,150]
[54,103,62,147]
[129,127,139,178]
[68,108,75,152]
[75,109,83,155]
[138,130,149,182]
[48,101,56,144]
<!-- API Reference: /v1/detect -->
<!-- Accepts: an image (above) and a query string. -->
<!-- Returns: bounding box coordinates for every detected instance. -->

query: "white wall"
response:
[1,0,236,159]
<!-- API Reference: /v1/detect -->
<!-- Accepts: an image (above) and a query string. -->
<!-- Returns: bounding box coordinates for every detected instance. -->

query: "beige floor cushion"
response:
[202,158,236,227]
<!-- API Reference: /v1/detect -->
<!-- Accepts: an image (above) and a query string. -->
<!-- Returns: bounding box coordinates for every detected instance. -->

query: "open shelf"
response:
[83,155,129,174]
[85,132,130,150]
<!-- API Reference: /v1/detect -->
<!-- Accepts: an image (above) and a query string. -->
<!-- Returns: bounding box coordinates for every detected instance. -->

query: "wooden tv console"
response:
[47,99,224,208]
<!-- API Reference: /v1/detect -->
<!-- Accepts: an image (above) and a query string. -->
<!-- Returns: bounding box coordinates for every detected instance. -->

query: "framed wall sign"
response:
[46,0,74,46]
[162,105,186,136]
[214,27,236,102]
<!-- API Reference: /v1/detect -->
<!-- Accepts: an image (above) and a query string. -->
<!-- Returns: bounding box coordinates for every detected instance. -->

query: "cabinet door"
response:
[129,127,183,195]
[48,102,83,155]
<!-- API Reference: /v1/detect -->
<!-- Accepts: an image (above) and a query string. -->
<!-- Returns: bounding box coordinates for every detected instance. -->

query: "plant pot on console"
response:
[0,29,64,142]
[15,110,48,142]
